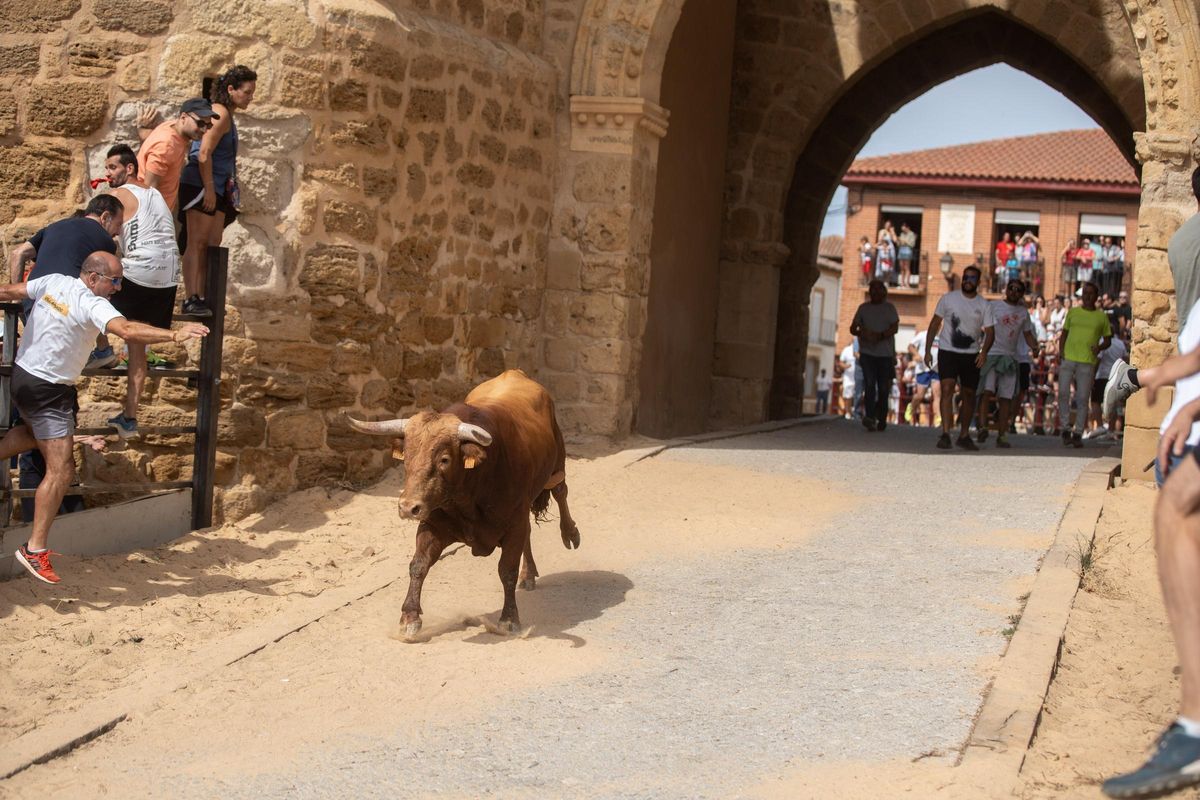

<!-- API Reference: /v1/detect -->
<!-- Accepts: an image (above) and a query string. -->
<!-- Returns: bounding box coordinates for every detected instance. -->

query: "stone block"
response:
[422,316,454,344]
[267,409,325,449]
[242,303,312,341]
[185,0,316,47]
[406,88,446,123]
[217,482,269,523]
[238,113,313,155]
[1138,205,1186,250]
[456,163,496,189]
[236,156,294,216]
[0,91,16,136]
[362,167,396,199]
[67,40,144,77]
[1121,425,1159,483]
[1134,248,1174,294]
[1133,289,1171,321]
[0,0,79,33]
[1125,387,1173,430]
[0,143,71,199]
[223,220,277,288]
[1132,338,1177,367]
[346,449,388,486]
[217,403,267,447]
[556,402,621,437]
[467,317,505,348]
[325,412,381,451]
[94,0,173,35]
[507,146,542,172]
[409,54,445,81]
[237,368,306,405]
[239,447,296,493]
[360,378,413,412]
[329,116,390,151]
[27,81,108,136]
[332,340,373,374]
[323,199,377,242]
[256,341,333,372]
[280,69,327,108]
[583,206,633,252]
[300,242,361,296]
[295,451,348,489]
[350,42,407,83]
[568,293,627,338]
[578,340,633,374]
[157,35,236,97]
[117,55,151,92]
[0,43,40,75]
[306,373,359,409]
[329,79,369,111]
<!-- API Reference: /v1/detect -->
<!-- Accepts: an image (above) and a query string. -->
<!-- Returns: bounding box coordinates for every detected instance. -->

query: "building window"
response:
[991,209,1041,294]
[874,204,924,284]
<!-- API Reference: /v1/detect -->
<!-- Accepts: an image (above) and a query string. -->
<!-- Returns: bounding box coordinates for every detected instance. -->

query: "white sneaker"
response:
[1103,359,1137,418]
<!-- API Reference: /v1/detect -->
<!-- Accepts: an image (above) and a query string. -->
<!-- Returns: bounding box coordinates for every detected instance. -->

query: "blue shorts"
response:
[1156,444,1196,488]
[916,371,940,387]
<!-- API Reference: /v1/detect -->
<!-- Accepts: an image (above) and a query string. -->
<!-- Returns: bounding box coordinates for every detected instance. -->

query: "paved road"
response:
[6,420,1097,799]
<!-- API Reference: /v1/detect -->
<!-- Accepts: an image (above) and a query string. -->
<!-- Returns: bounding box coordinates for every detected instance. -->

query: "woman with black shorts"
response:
[178,65,257,317]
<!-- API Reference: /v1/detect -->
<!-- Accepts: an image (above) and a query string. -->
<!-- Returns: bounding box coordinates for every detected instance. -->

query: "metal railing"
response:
[0,246,227,530]
[857,250,929,293]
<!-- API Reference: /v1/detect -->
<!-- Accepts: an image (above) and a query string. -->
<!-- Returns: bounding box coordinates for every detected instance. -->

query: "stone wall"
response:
[0,0,557,522]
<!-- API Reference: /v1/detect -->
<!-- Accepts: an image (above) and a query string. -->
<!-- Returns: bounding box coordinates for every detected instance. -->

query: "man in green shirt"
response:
[1057,281,1112,448]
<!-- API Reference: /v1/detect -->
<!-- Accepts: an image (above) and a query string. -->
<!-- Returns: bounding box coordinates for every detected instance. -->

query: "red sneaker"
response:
[15,545,60,584]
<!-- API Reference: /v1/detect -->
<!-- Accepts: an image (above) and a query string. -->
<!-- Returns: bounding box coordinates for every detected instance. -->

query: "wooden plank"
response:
[191,246,226,529]
[0,365,200,379]
[1,481,192,498]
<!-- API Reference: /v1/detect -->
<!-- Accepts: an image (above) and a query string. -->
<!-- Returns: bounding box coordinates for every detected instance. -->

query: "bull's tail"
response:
[531,489,552,522]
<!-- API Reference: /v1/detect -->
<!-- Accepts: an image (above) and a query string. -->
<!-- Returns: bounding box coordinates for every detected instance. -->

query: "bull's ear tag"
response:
[463,456,478,469]
[392,445,405,461]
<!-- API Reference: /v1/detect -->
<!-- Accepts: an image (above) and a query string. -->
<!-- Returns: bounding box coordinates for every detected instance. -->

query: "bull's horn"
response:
[347,416,409,436]
[457,423,493,446]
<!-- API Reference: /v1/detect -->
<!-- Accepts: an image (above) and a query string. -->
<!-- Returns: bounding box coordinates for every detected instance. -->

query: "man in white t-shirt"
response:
[906,329,940,427]
[925,265,989,450]
[839,342,857,419]
[815,369,831,414]
[7,252,208,586]
[850,280,900,432]
[975,280,1039,448]
[1087,336,1127,441]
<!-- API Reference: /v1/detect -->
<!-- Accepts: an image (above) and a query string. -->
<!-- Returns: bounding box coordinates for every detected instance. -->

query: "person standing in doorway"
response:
[1057,281,1112,448]
[925,265,989,450]
[898,222,918,287]
[815,369,831,415]
[850,279,900,432]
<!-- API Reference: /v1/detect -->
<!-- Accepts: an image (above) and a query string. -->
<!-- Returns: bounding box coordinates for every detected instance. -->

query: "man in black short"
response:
[924,265,989,451]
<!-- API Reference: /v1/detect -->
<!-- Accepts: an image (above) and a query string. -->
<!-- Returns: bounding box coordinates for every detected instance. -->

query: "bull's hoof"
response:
[561,523,581,550]
[403,619,422,640]
[519,576,536,591]
[497,618,520,634]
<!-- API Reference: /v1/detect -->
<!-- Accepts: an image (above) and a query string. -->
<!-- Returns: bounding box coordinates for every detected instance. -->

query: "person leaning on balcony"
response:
[7,252,209,586]
[897,222,917,287]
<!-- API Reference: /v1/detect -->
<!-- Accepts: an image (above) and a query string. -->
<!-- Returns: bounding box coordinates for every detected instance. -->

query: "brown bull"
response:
[348,369,580,637]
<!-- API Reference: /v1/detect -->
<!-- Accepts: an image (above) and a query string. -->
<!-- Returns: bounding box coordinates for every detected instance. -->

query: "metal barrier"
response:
[0,246,227,531]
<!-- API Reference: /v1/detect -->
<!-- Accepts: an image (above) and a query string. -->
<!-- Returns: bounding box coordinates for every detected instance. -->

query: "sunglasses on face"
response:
[87,270,122,288]
[188,114,213,130]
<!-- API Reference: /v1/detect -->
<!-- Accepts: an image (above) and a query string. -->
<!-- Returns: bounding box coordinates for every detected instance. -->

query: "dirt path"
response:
[0,421,1102,798]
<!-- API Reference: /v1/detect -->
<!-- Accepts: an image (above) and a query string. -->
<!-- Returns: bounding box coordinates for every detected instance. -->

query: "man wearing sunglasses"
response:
[4,251,209,585]
[135,98,217,214]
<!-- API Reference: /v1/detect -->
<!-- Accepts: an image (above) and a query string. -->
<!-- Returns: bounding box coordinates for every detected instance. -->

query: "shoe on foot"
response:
[876,420,887,432]
[181,295,213,318]
[1102,723,1200,798]
[976,427,989,443]
[85,346,118,370]
[15,544,60,584]
[107,413,139,440]
[862,416,876,432]
[1062,430,1073,446]
[936,432,952,450]
[956,435,980,451]
[904,405,914,424]
[1104,359,1138,418]
[1073,432,1084,448]
[996,434,1012,449]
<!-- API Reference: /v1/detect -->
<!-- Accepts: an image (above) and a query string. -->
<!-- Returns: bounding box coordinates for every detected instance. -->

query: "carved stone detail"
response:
[569,95,669,154]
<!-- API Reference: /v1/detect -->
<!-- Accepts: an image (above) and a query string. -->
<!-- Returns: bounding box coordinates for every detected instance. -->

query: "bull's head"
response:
[347,412,493,521]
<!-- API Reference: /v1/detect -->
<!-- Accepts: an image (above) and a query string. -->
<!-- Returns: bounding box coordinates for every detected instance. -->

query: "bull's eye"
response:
[439,454,451,468]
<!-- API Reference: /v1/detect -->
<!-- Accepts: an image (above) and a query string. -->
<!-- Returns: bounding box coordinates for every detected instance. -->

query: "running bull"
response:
[348,370,580,637]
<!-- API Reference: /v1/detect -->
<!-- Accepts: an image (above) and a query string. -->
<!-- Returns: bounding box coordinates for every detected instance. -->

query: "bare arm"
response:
[0,281,30,302]
[9,242,35,283]
[107,318,209,345]
[925,315,943,368]
[976,328,996,368]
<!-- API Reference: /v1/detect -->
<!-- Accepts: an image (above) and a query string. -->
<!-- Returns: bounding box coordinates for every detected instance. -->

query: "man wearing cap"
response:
[135,98,216,214]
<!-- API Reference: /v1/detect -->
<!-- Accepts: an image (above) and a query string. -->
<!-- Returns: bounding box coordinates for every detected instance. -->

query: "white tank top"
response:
[120,183,180,289]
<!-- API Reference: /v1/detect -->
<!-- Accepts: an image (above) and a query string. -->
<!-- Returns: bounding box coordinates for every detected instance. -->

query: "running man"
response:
[925,265,989,450]
[1057,281,1112,448]
[975,279,1040,448]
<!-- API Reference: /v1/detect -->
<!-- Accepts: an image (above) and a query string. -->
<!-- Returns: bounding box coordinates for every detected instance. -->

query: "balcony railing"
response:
[857,250,929,295]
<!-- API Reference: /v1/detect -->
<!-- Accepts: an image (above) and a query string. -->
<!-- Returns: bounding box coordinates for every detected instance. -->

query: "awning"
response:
[994,209,1040,226]
[1079,213,1128,237]
[880,204,923,215]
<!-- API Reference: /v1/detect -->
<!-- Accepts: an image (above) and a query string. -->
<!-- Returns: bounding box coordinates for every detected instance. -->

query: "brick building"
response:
[837,129,1140,353]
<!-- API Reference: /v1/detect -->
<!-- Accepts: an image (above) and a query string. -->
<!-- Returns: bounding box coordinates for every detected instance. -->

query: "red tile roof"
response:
[818,235,843,260]
[843,129,1138,194]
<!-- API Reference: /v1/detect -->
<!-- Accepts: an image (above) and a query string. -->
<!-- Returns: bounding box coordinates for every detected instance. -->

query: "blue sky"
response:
[820,64,1101,237]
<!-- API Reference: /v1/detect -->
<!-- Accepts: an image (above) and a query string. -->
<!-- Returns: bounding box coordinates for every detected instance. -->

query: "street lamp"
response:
[940,252,956,290]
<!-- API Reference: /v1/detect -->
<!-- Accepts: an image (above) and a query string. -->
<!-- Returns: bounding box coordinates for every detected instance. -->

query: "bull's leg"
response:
[401,524,447,638]
[551,481,581,550]
[497,527,527,632]
[519,537,539,591]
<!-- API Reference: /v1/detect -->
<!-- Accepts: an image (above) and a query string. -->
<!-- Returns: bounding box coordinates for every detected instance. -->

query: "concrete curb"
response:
[617,415,832,467]
[958,448,1121,789]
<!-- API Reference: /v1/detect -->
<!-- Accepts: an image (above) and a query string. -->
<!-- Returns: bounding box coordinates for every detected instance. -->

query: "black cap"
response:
[180,98,220,120]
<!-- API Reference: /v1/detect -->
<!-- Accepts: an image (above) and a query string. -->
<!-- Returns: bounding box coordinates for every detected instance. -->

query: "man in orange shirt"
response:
[135,98,215,213]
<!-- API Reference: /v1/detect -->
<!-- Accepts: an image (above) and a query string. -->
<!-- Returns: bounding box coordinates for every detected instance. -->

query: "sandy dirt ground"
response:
[0,423,1151,798]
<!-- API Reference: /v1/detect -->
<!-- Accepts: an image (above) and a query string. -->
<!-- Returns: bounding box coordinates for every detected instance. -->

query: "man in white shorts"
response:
[906,329,940,427]
[102,143,183,439]
[975,279,1040,448]
[7,252,208,585]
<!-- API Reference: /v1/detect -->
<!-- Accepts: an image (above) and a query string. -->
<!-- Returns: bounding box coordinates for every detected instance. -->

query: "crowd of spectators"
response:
[830,283,1134,444]
[859,219,920,288]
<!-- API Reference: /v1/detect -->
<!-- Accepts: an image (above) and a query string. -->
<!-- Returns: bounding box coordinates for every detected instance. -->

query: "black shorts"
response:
[109,277,178,330]
[1092,378,1107,404]
[11,364,78,440]
[178,182,238,225]
[937,350,981,390]
[1019,362,1031,393]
